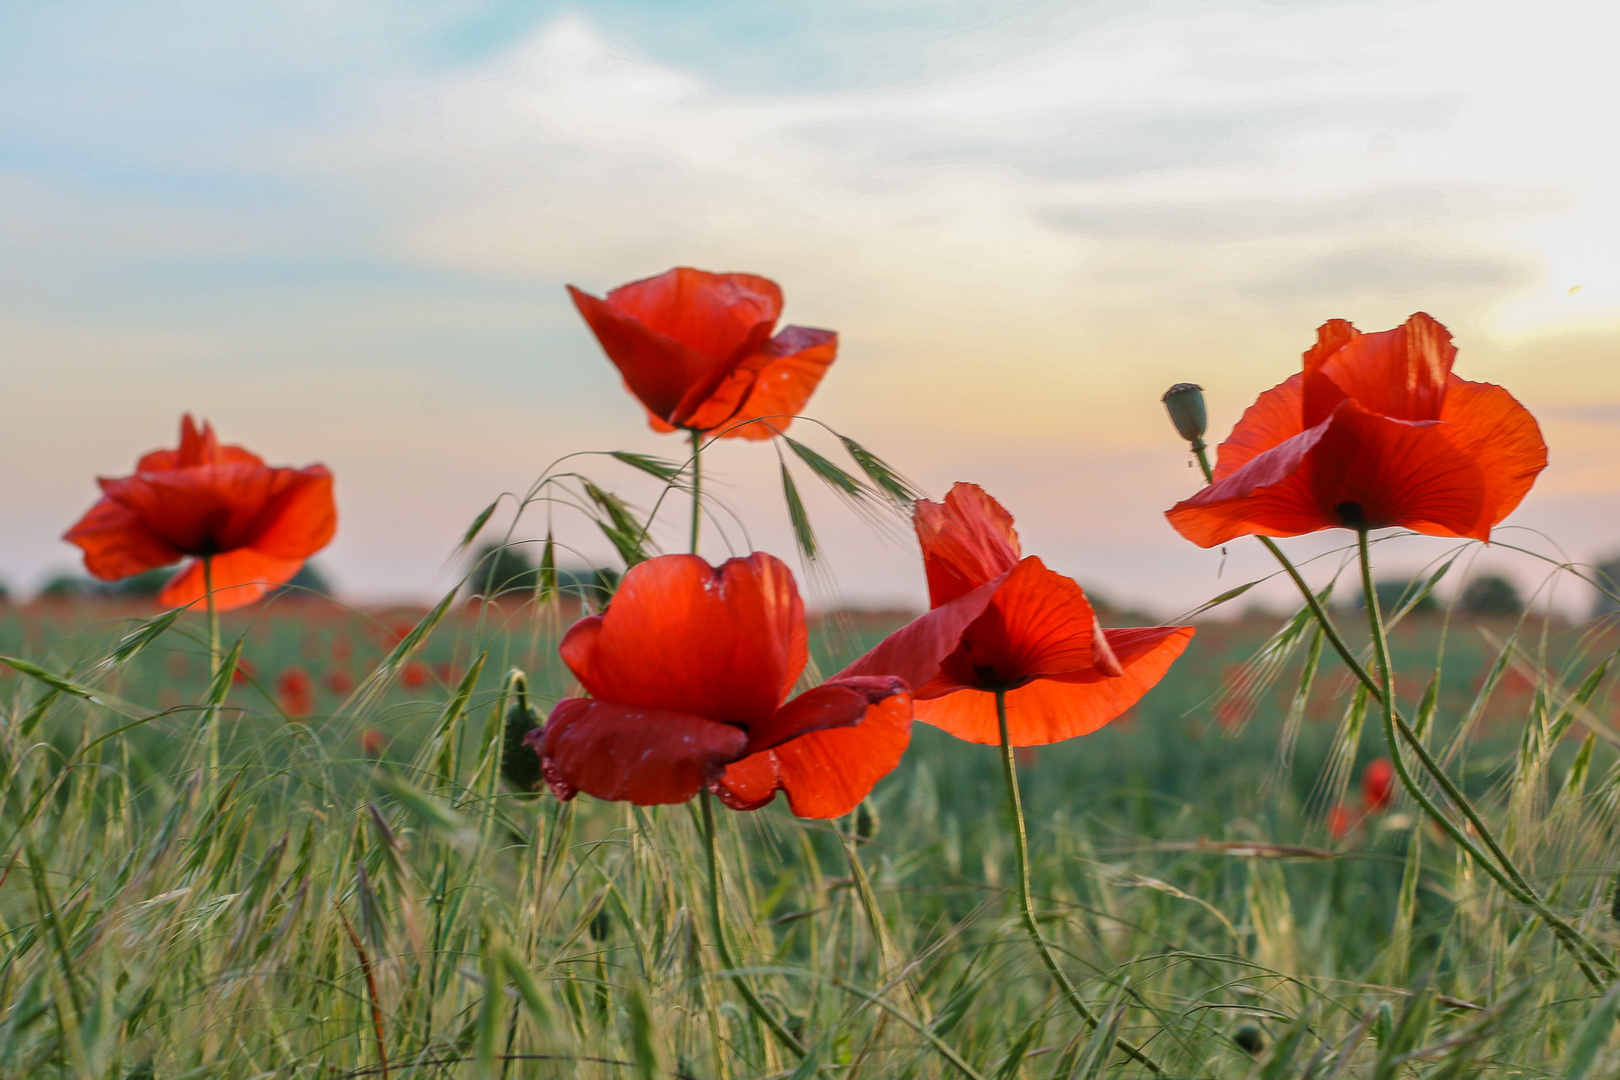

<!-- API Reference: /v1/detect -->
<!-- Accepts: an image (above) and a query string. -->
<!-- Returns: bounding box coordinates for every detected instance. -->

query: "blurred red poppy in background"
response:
[277,666,313,718]
[569,267,837,440]
[1362,757,1396,813]
[867,483,1194,746]
[64,415,336,612]
[531,553,908,818]
[1328,804,1354,840]
[1167,313,1546,547]
[401,660,431,689]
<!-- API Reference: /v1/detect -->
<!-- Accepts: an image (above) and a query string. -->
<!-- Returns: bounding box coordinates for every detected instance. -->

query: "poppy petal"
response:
[927,556,1120,692]
[721,691,913,818]
[159,548,305,612]
[138,416,263,471]
[606,268,782,364]
[569,285,731,427]
[713,751,782,811]
[1212,373,1304,481]
[835,575,1005,687]
[744,676,909,755]
[64,497,183,581]
[1304,313,1454,426]
[915,624,1194,745]
[914,482,1022,605]
[541,697,748,805]
[1438,376,1547,531]
[699,327,838,440]
[248,466,337,560]
[555,553,804,729]
[1166,420,1336,547]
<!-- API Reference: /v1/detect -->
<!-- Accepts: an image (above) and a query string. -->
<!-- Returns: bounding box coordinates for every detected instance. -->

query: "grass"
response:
[0,584,1617,1078]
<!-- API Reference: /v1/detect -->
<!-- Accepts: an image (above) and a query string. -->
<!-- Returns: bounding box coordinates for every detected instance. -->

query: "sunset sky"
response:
[3,0,1618,614]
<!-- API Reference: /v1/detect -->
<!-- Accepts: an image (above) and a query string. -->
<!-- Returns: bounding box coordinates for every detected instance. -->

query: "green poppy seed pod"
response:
[1161,383,1208,444]
[1232,1023,1264,1055]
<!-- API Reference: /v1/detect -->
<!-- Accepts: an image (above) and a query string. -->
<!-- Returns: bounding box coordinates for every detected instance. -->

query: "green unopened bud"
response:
[853,798,880,842]
[1232,1023,1264,1055]
[500,668,544,796]
[1161,383,1208,444]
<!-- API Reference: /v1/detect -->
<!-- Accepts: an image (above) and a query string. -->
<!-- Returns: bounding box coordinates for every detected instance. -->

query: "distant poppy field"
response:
[2,269,1618,1077]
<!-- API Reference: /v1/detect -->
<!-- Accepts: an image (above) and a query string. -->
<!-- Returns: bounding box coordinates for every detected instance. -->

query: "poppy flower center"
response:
[1334,501,1367,528]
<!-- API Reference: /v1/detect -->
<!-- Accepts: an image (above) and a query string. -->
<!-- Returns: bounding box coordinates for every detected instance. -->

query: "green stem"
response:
[689,428,703,555]
[699,789,805,1058]
[1190,442,1613,983]
[204,554,221,789]
[996,691,1164,1074]
[1356,530,1609,989]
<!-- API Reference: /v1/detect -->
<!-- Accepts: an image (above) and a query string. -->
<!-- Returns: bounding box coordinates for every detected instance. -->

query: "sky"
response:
[3,0,1619,615]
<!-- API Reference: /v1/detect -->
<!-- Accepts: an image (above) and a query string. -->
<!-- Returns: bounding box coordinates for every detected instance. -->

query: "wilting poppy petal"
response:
[542,697,749,805]
[915,625,1195,745]
[717,691,913,818]
[557,553,805,729]
[1303,313,1453,426]
[65,497,183,581]
[925,557,1120,692]
[915,482,1022,605]
[835,576,1005,687]
[743,675,908,755]
[160,548,305,612]
[686,327,838,439]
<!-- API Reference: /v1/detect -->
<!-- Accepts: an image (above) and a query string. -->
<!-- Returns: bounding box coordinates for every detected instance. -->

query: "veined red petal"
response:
[138,416,263,471]
[1166,419,1336,547]
[1437,376,1546,532]
[916,625,1193,745]
[249,466,337,559]
[700,326,838,440]
[1304,312,1454,426]
[542,697,748,805]
[569,285,735,426]
[555,553,805,729]
[744,676,908,755]
[98,463,330,557]
[64,497,183,580]
[1212,373,1305,481]
[605,268,782,364]
[835,575,1005,688]
[926,557,1119,692]
[914,482,1022,605]
[160,548,305,612]
[717,691,913,818]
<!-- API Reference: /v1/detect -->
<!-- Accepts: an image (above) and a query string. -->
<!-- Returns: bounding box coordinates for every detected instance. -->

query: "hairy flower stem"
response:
[689,428,703,554]
[1188,444,1614,984]
[698,789,806,1058]
[996,691,1165,1074]
[1356,531,1609,988]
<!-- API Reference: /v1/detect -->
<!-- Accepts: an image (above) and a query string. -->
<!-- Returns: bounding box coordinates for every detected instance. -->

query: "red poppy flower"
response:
[1362,757,1395,813]
[569,267,837,440]
[277,666,314,718]
[401,660,431,689]
[1166,313,1546,547]
[63,415,336,613]
[863,483,1194,746]
[529,553,909,818]
[1328,804,1354,840]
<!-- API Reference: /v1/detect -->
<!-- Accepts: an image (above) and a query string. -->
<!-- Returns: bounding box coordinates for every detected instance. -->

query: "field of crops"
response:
[1,586,1616,1079]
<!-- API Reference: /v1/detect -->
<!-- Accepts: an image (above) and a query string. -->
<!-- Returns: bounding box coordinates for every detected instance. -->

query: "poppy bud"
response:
[1232,1023,1264,1055]
[1161,383,1208,444]
[1361,758,1395,813]
[500,668,545,796]
[853,798,880,842]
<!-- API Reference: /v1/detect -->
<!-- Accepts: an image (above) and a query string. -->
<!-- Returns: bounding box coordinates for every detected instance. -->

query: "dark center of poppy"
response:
[1335,502,1367,527]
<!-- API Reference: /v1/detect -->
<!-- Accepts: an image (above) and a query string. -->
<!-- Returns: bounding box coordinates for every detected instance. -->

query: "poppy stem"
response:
[697,789,806,1058]
[1356,529,1611,988]
[689,429,703,554]
[204,554,221,787]
[995,690,1165,1074]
